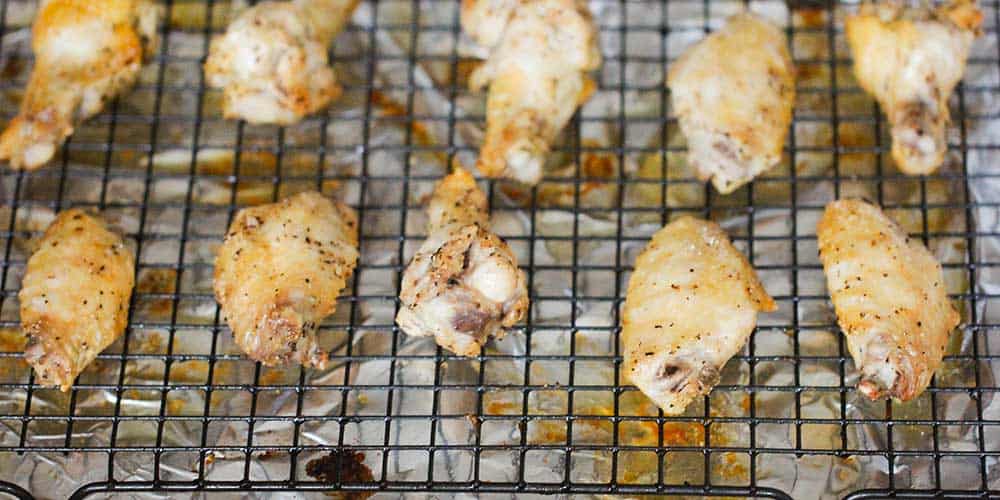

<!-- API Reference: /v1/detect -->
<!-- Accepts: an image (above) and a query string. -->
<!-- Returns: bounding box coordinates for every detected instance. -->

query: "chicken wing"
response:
[817,199,959,401]
[462,0,601,185]
[20,209,135,391]
[213,191,358,368]
[846,0,982,175]
[667,13,795,194]
[0,0,160,170]
[204,0,359,125]
[622,217,776,415]
[396,167,529,356]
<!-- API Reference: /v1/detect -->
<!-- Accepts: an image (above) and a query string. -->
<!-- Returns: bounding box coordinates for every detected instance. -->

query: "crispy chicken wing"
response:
[396,168,529,356]
[0,0,160,170]
[846,0,982,175]
[622,217,776,415]
[462,0,601,185]
[667,13,795,194]
[20,209,135,391]
[204,0,359,125]
[817,199,959,401]
[214,191,359,368]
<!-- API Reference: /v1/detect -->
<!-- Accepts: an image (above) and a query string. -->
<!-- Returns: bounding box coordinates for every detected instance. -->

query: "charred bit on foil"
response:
[306,450,375,499]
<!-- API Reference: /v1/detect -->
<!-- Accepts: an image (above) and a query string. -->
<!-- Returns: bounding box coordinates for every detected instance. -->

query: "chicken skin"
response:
[667,13,795,194]
[622,217,776,415]
[20,210,135,391]
[204,0,360,125]
[0,0,160,170]
[214,191,358,368]
[462,0,601,185]
[817,199,959,401]
[396,168,529,356]
[846,0,982,175]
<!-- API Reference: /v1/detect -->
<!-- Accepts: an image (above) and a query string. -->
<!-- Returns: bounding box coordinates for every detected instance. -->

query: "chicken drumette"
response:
[396,167,529,356]
[204,0,360,125]
[667,13,795,194]
[817,199,959,401]
[20,209,135,391]
[622,217,776,415]
[0,0,160,170]
[214,191,359,368]
[846,0,982,175]
[462,0,601,185]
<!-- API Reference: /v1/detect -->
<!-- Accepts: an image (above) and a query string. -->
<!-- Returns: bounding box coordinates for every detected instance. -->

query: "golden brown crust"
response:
[817,199,959,401]
[667,13,795,194]
[463,0,601,185]
[846,0,981,175]
[396,168,529,356]
[622,217,775,415]
[213,191,359,368]
[20,209,135,391]
[0,0,160,170]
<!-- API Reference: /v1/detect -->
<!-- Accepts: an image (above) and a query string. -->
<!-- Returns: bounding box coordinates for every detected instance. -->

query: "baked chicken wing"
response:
[20,209,135,391]
[0,0,160,170]
[462,0,601,185]
[204,0,359,125]
[667,13,795,194]
[396,168,529,356]
[846,0,982,175]
[817,199,959,401]
[214,191,358,368]
[622,217,776,415]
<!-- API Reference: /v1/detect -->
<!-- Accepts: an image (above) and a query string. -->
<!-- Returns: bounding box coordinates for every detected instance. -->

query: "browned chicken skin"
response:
[0,0,160,170]
[462,0,601,185]
[817,199,960,401]
[204,0,360,124]
[846,0,982,175]
[622,217,776,414]
[396,167,529,356]
[213,191,359,368]
[20,209,135,391]
[667,13,795,194]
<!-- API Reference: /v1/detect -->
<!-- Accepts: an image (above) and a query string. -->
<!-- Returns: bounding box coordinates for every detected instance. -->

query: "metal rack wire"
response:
[0,0,998,497]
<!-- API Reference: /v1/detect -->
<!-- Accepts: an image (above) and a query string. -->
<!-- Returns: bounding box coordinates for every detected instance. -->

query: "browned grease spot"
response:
[797,8,826,29]
[1,54,25,79]
[259,367,295,386]
[503,140,618,207]
[455,59,482,87]
[166,395,186,415]
[0,328,28,353]
[370,90,445,165]
[136,268,177,321]
[306,450,375,499]
[0,328,28,380]
[193,151,342,206]
[487,389,744,485]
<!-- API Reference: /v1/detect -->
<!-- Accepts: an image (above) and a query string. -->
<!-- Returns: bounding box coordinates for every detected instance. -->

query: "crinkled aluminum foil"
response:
[0,0,998,498]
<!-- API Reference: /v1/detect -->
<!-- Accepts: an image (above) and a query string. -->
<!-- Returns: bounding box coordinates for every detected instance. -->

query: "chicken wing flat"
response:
[397,168,529,356]
[462,0,601,185]
[846,0,982,175]
[817,199,959,401]
[0,0,160,170]
[20,209,135,391]
[667,13,795,194]
[204,0,359,125]
[622,217,776,415]
[214,191,359,368]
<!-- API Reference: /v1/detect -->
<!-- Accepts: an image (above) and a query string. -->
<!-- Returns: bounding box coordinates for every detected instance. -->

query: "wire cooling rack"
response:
[0,0,999,498]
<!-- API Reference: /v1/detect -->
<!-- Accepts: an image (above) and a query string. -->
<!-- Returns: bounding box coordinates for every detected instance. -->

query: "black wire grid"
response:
[0,0,999,498]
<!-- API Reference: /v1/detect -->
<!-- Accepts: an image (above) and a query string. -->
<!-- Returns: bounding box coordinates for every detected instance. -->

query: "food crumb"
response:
[306,450,375,500]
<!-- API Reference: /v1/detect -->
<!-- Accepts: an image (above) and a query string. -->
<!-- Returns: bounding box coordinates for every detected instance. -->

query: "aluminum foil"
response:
[0,0,998,498]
